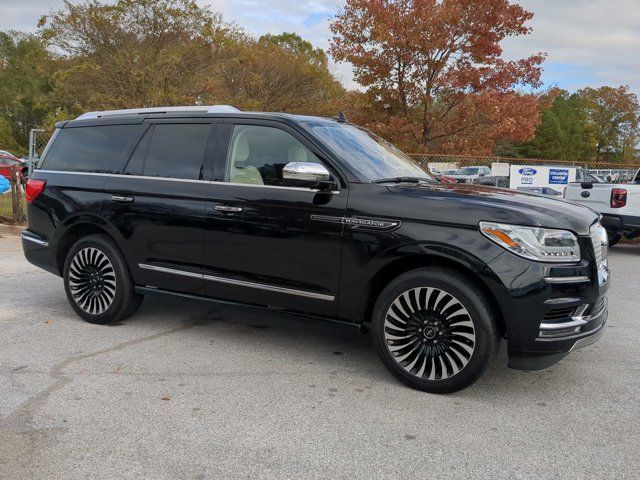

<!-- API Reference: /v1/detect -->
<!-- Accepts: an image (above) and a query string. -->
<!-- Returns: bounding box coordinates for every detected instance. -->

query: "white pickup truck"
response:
[564,168,640,246]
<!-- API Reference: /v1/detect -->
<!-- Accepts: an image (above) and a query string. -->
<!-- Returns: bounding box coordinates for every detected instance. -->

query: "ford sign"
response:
[518,167,537,175]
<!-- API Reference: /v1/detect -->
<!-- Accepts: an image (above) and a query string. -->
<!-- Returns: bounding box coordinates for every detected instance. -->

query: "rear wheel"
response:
[371,268,499,393]
[63,234,143,324]
[606,230,622,247]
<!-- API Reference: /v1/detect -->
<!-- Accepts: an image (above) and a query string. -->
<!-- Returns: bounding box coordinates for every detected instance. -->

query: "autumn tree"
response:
[217,32,344,114]
[329,0,545,154]
[578,85,640,163]
[39,0,240,110]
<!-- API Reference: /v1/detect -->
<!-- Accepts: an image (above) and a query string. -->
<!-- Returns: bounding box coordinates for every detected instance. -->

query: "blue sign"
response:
[518,167,537,175]
[549,168,569,184]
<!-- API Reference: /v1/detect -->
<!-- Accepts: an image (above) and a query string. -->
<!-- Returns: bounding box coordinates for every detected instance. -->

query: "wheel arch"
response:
[359,254,506,337]
[55,220,125,276]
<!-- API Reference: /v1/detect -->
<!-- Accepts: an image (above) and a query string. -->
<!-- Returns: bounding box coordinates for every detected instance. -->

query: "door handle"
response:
[214,205,243,213]
[111,195,134,203]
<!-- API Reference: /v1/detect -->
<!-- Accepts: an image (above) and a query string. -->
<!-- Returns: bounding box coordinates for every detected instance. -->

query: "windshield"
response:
[456,167,478,175]
[303,121,432,182]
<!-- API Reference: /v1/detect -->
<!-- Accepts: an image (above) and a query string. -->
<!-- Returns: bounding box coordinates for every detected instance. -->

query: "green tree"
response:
[260,32,329,67]
[39,0,241,110]
[0,31,54,154]
[217,32,344,114]
[578,85,640,163]
[518,91,596,161]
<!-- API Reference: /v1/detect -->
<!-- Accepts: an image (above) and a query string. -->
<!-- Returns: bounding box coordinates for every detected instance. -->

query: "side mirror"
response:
[283,162,334,189]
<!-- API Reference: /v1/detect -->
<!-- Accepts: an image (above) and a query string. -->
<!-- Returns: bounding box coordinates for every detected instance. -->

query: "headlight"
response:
[479,222,581,263]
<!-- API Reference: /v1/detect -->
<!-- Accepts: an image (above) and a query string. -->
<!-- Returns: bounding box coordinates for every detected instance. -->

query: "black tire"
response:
[63,234,143,324]
[371,268,499,393]
[606,230,622,247]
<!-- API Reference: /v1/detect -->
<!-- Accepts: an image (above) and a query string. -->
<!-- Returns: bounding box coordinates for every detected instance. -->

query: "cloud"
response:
[2,0,638,94]
[501,0,640,93]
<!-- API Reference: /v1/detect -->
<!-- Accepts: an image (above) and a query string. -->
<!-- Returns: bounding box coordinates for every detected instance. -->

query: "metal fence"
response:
[409,153,640,183]
[28,128,53,175]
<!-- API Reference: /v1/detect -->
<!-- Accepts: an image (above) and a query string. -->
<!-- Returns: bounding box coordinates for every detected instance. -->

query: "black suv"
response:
[22,106,609,393]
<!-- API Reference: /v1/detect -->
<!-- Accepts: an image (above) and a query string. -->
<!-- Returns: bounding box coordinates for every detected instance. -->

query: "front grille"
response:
[543,306,576,321]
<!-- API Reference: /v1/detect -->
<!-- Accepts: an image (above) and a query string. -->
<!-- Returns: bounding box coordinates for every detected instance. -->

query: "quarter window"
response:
[137,124,212,180]
[42,125,140,173]
[225,125,321,186]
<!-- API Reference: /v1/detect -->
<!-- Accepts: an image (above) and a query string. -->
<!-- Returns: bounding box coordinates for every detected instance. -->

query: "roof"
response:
[65,106,340,129]
[75,105,241,120]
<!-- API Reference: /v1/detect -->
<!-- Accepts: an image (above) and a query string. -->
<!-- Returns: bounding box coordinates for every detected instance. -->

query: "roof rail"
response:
[75,105,241,120]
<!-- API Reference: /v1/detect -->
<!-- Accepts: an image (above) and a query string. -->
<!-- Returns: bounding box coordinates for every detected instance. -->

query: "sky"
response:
[2,0,639,95]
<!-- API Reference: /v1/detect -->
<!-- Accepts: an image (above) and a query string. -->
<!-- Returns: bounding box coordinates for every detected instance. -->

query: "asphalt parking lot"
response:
[0,233,638,480]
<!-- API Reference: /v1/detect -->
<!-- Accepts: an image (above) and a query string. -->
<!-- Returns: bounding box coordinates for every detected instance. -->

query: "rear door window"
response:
[128,123,212,180]
[42,125,140,173]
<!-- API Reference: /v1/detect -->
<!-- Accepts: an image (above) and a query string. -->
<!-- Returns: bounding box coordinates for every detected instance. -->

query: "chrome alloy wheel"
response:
[68,247,117,315]
[384,287,476,380]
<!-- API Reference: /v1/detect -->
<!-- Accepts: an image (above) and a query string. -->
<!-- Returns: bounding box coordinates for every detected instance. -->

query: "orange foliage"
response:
[330,0,546,154]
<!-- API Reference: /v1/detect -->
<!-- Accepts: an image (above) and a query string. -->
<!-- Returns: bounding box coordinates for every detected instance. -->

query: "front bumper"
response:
[507,299,607,370]
[481,232,608,371]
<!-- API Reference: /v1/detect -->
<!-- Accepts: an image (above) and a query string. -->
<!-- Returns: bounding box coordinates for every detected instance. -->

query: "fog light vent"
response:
[543,306,576,321]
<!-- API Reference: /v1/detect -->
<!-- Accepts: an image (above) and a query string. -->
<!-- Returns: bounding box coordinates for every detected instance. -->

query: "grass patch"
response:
[0,191,26,223]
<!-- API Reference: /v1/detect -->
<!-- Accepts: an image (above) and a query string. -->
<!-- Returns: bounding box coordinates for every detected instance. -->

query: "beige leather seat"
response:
[230,134,264,185]
[287,144,321,165]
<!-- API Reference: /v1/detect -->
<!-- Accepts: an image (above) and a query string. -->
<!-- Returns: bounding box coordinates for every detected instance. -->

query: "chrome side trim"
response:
[543,276,590,284]
[35,170,211,184]
[35,170,339,190]
[138,263,335,301]
[112,173,210,184]
[36,170,110,177]
[210,181,340,194]
[21,232,49,247]
[203,274,335,301]
[138,263,202,279]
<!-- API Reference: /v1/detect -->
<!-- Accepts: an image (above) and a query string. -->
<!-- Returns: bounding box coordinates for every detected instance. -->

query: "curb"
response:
[0,223,24,236]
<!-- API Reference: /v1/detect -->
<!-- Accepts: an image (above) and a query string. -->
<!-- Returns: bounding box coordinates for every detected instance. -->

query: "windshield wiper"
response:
[372,176,436,184]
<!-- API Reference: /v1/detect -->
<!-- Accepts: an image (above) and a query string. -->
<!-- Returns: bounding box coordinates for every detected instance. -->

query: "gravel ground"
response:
[0,233,638,479]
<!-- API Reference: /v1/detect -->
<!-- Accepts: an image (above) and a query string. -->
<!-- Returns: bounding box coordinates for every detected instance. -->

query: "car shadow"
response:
[114,293,589,399]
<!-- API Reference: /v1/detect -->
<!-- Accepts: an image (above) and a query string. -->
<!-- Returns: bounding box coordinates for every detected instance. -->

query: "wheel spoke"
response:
[68,247,117,316]
[383,286,476,382]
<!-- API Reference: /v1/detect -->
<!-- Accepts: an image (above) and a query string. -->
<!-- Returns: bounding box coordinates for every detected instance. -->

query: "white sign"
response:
[491,162,510,177]
[509,165,577,196]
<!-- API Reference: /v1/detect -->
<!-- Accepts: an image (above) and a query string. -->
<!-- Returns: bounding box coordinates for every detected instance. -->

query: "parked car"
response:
[0,175,9,194]
[564,167,640,246]
[451,166,491,182]
[23,106,608,393]
[0,154,27,181]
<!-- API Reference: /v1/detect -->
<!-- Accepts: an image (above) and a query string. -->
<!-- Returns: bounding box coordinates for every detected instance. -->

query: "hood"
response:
[386,182,598,235]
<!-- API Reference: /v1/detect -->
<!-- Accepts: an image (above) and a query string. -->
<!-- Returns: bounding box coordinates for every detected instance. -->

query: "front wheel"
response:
[63,234,143,324]
[371,268,499,393]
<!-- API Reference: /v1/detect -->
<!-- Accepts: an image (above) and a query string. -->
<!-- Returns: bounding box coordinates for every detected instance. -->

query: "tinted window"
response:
[303,121,430,182]
[142,124,211,180]
[123,125,153,176]
[225,125,321,186]
[42,125,139,173]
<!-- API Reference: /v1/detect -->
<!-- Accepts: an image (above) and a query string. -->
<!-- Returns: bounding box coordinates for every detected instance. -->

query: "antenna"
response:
[336,111,348,123]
